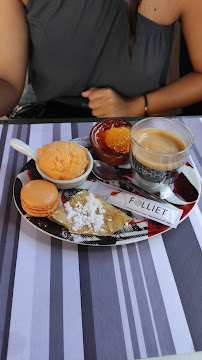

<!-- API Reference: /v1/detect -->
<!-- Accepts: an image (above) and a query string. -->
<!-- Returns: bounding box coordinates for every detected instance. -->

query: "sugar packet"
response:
[90,181,183,228]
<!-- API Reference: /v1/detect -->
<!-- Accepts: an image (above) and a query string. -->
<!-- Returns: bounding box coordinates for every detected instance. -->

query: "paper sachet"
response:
[90,181,183,228]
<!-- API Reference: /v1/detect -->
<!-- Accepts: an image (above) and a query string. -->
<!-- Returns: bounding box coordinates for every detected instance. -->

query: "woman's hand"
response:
[82,87,134,118]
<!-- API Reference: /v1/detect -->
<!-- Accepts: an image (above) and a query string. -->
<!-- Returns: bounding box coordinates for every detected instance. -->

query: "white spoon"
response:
[10,138,38,161]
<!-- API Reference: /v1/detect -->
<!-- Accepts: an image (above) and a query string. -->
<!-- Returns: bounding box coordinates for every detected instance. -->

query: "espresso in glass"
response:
[130,118,194,196]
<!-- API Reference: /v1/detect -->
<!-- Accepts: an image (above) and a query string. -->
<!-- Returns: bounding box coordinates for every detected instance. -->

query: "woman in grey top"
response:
[0,0,201,118]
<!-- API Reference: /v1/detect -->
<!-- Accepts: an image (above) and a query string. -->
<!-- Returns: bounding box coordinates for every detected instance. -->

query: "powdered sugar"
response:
[64,192,105,232]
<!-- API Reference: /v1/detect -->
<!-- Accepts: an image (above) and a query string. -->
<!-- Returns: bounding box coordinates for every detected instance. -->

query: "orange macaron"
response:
[20,180,60,217]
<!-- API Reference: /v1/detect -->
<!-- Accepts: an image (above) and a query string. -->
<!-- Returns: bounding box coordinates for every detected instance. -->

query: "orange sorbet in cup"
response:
[36,141,89,180]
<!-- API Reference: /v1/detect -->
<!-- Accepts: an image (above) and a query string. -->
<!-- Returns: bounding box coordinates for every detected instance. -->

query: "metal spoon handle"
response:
[117,178,168,204]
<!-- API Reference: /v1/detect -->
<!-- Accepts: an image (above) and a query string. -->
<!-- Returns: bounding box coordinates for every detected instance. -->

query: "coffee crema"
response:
[133,128,186,153]
[131,127,186,171]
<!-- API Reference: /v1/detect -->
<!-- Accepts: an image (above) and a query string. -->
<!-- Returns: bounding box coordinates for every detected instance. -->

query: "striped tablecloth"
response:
[0,118,202,360]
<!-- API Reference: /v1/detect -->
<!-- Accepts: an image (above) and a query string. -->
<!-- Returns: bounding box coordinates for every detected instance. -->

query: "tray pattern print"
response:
[13,159,200,246]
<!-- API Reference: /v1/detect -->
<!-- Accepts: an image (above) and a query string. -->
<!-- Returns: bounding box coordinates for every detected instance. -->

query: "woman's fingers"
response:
[88,97,104,109]
[81,87,97,97]
[82,87,130,117]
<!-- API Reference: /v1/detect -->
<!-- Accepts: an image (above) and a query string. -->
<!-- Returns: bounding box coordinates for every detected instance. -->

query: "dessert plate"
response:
[13,160,201,246]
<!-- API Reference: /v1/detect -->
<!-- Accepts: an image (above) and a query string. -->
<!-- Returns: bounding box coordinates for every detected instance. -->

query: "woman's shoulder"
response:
[179,0,202,17]
[21,0,201,20]
[138,0,201,25]
[21,0,29,6]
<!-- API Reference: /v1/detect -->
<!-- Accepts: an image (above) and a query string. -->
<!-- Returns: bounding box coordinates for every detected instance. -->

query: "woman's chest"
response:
[23,0,181,25]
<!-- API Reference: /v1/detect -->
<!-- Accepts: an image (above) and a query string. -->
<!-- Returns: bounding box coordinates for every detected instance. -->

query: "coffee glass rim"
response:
[130,117,194,157]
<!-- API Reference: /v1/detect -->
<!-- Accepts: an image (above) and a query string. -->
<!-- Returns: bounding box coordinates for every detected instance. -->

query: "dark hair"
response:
[128,0,142,59]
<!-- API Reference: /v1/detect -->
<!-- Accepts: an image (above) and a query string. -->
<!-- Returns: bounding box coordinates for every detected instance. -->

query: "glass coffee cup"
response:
[130,118,194,198]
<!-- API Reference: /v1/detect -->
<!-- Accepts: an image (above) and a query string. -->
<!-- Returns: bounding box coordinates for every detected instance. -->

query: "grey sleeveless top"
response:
[26,0,175,103]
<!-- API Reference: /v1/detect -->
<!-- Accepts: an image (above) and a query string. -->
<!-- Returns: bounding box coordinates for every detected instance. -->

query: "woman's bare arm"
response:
[83,0,202,118]
[0,0,28,117]
[126,0,202,116]
[135,0,202,114]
